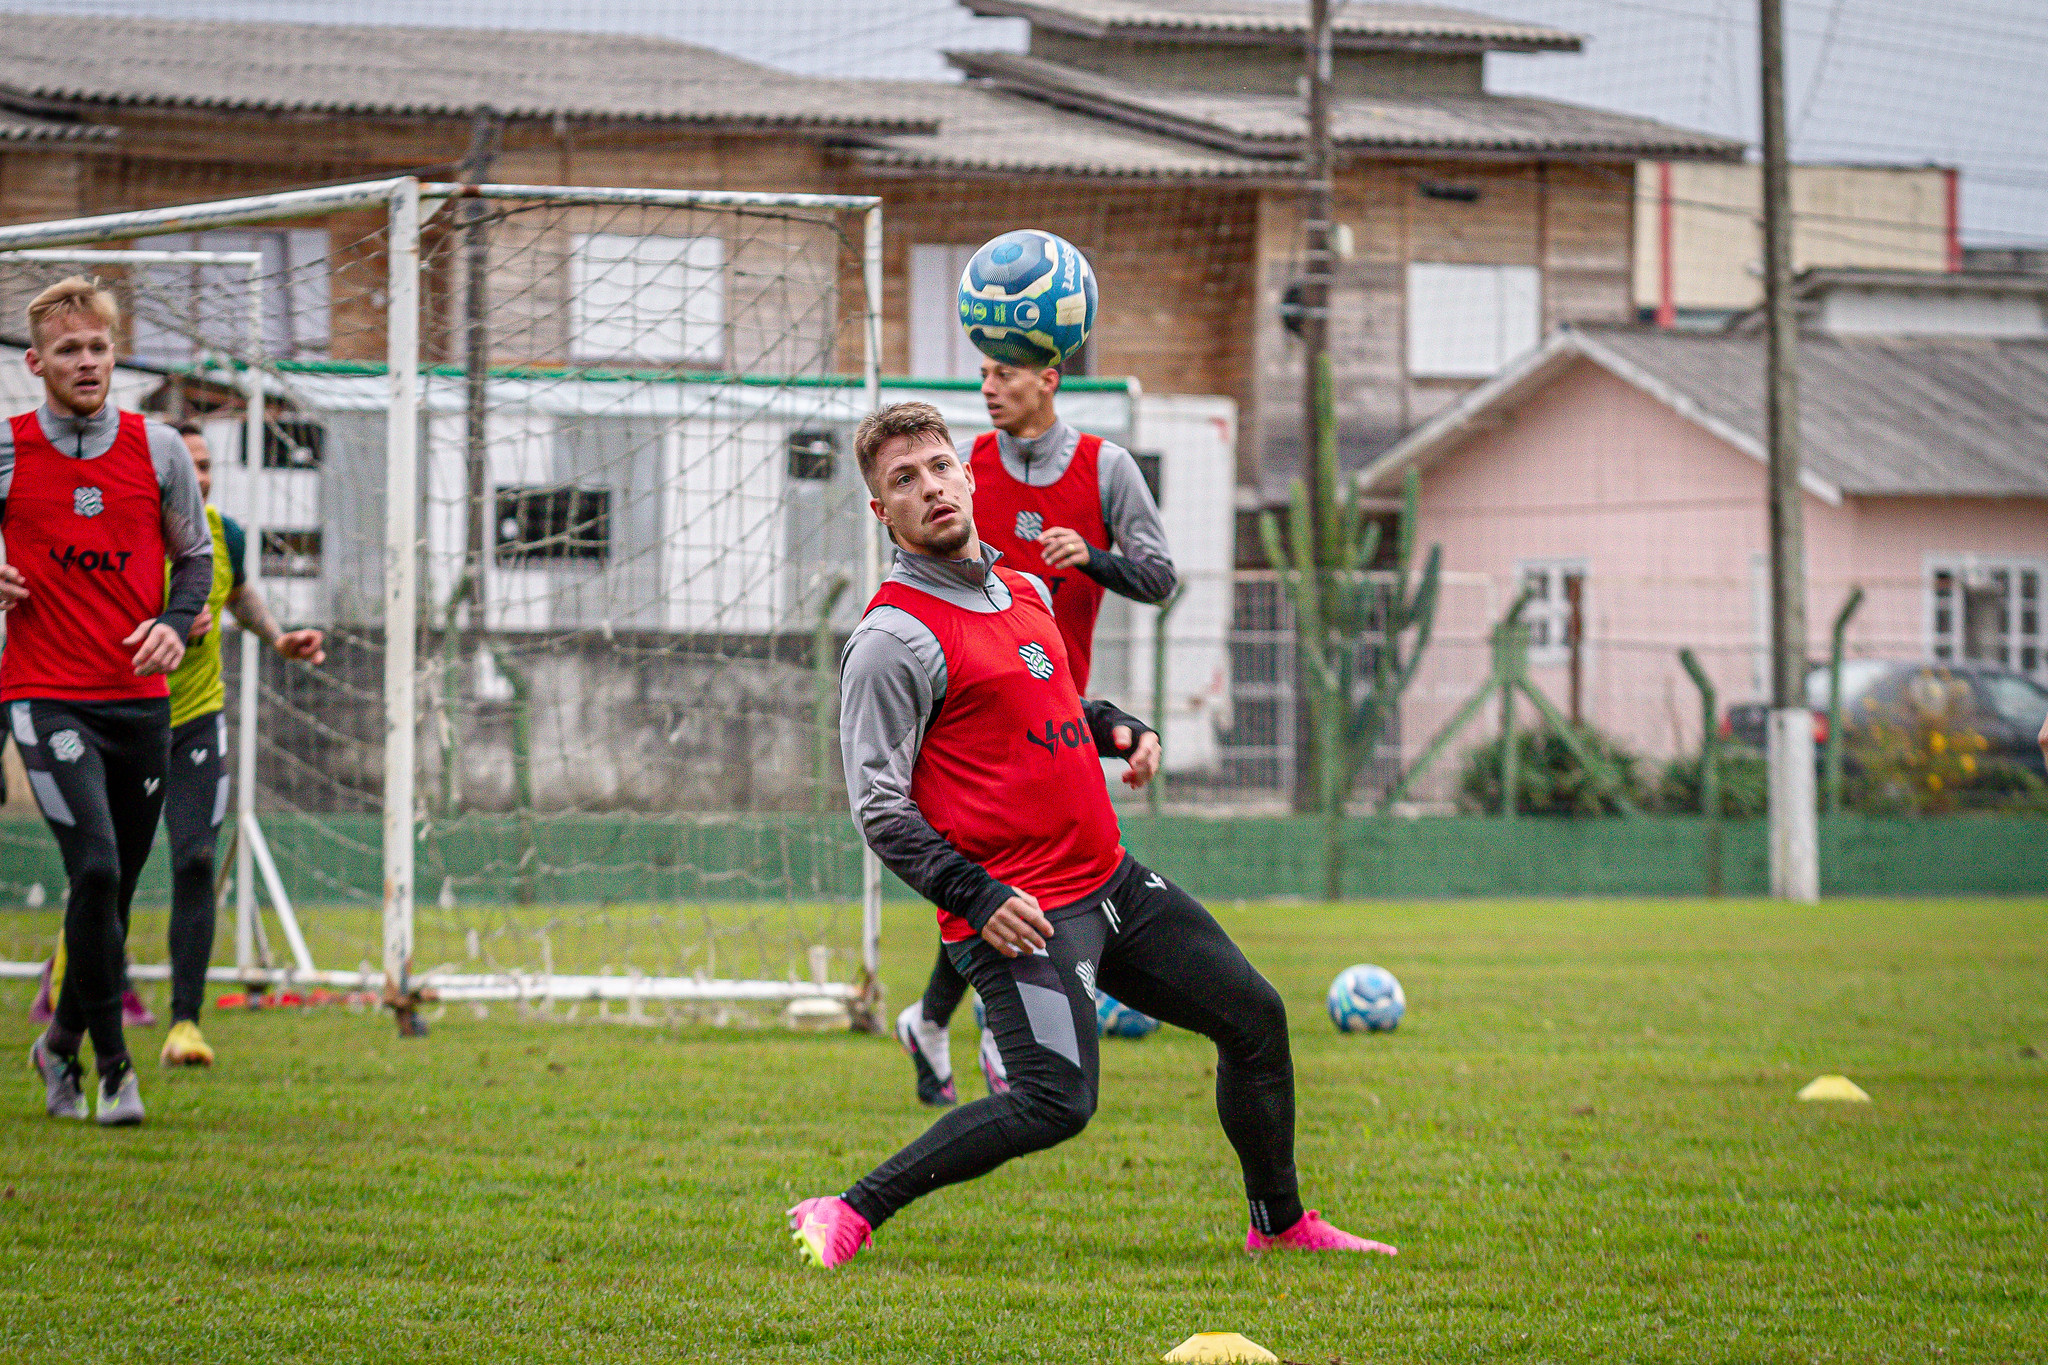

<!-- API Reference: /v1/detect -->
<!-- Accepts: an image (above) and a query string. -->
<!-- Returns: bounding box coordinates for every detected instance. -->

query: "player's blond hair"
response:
[854,401,953,492]
[27,276,119,347]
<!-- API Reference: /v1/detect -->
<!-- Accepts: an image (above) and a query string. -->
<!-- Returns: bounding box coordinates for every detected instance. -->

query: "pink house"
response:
[1357,273,2048,792]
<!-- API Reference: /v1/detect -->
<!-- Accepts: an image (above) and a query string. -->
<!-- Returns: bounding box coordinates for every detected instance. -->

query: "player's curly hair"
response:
[854,401,953,493]
[26,276,119,347]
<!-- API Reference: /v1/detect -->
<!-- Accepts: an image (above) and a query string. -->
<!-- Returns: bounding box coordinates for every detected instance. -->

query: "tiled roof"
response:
[950,51,1743,160]
[1363,327,2048,500]
[961,0,1580,51]
[0,108,113,143]
[0,13,935,131]
[852,83,1277,180]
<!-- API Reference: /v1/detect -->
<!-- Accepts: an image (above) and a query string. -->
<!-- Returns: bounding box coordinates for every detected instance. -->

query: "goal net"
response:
[0,179,885,1028]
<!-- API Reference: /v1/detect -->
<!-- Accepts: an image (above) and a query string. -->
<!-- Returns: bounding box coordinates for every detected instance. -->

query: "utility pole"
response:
[1758,0,1817,901]
[1294,0,1335,813]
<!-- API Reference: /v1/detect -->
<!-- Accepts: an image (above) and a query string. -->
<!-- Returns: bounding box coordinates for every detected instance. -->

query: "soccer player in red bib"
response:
[787,402,1394,1267]
[895,356,1178,1107]
[3,278,213,1127]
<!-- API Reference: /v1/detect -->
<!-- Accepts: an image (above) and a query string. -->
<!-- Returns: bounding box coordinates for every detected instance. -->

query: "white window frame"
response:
[908,243,983,380]
[569,232,724,365]
[1516,559,1586,667]
[1926,554,2046,679]
[132,229,331,365]
[1406,263,1541,379]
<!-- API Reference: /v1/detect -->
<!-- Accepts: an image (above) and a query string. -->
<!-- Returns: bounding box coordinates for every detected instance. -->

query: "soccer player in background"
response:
[152,421,325,1066]
[1,277,212,1126]
[790,402,1394,1268]
[895,356,1177,1107]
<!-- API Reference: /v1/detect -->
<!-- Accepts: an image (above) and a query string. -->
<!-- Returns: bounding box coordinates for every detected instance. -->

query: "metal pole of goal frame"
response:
[236,252,264,976]
[858,204,884,1029]
[1758,0,1818,902]
[382,178,424,1031]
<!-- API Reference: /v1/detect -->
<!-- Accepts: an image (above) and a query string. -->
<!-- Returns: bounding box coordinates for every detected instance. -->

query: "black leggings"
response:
[13,697,169,1067]
[920,939,972,1026]
[164,710,229,1024]
[846,856,1300,1232]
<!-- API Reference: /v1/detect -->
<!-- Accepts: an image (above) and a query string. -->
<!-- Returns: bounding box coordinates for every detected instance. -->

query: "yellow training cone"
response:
[1164,1332,1279,1363]
[1796,1074,1871,1103]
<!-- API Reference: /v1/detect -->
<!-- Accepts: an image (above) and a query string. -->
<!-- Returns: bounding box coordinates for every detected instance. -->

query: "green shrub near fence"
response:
[2,811,2040,908]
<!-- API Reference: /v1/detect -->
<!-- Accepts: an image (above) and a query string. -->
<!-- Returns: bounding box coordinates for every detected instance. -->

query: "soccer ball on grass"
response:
[1326,964,1405,1033]
[958,229,1097,368]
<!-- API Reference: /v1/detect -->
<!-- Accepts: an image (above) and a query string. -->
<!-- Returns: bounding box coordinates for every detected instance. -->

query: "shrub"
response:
[1656,742,1768,818]
[1458,722,1645,816]
[1844,669,2048,814]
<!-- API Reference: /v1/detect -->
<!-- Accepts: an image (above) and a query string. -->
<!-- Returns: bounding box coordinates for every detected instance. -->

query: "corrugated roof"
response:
[951,51,1742,159]
[962,0,1580,51]
[0,108,113,143]
[0,13,935,131]
[1363,327,2048,500]
[853,83,1277,180]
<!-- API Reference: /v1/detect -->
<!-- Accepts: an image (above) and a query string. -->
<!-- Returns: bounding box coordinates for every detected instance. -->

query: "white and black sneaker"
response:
[29,1034,88,1120]
[94,1060,145,1127]
[894,1002,956,1107]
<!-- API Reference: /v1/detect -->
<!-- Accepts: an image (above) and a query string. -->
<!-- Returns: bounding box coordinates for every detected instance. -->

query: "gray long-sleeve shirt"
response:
[959,419,1176,604]
[0,401,213,640]
[840,543,1151,931]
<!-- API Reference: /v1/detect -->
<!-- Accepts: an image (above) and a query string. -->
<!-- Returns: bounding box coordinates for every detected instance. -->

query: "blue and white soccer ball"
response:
[1327,964,1405,1033]
[958,229,1098,368]
[1097,992,1160,1039]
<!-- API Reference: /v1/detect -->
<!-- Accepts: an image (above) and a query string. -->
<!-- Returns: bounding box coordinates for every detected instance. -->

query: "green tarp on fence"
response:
[2,813,2041,905]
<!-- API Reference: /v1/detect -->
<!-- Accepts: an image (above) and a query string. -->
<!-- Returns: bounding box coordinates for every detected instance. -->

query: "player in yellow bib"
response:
[154,422,324,1064]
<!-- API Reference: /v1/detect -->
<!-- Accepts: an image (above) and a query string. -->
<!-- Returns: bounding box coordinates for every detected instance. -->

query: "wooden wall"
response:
[0,113,1640,502]
[1250,157,1636,497]
[836,172,1261,461]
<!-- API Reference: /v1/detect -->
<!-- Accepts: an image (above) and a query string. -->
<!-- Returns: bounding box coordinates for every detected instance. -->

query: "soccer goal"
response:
[0,178,886,1029]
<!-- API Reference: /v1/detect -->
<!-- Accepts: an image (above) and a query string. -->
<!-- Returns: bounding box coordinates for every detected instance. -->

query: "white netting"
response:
[0,183,882,1023]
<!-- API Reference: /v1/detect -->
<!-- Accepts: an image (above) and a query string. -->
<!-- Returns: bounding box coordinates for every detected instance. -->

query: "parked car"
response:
[1724,660,2048,779]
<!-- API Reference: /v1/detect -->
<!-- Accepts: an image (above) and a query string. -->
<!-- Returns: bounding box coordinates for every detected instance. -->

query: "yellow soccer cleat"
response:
[160,1020,215,1068]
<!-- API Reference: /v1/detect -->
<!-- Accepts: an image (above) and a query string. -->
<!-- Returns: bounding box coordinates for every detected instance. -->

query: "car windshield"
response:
[1804,660,1890,708]
[1981,674,2048,731]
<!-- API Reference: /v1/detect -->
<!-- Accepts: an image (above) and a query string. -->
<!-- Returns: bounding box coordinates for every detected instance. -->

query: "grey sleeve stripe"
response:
[148,420,211,564]
[1092,439,1177,604]
[0,420,13,503]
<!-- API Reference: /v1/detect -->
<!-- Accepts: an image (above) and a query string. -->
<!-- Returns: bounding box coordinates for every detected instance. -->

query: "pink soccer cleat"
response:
[122,987,157,1030]
[1246,1210,1398,1256]
[786,1196,873,1269]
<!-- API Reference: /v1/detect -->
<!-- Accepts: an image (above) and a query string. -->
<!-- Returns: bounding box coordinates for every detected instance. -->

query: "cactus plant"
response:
[1258,354,1441,899]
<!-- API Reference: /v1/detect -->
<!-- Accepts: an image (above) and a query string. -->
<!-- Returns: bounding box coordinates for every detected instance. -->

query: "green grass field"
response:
[1,896,2043,1364]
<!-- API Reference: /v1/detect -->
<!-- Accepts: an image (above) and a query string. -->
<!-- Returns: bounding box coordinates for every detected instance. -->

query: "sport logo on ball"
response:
[1018,642,1055,680]
[1014,510,1044,542]
[73,486,103,518]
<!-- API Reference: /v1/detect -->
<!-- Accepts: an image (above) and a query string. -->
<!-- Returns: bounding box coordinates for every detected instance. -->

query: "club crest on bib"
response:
[1014,510,1043,542]
[73,486,104,518]
[1018,642,1055,680]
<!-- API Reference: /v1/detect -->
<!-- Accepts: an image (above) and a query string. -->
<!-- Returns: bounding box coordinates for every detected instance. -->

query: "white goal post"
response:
[0,177,887,1022]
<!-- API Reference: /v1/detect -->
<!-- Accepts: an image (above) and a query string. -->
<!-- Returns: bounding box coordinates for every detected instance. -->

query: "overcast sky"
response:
[7,0,2041,245]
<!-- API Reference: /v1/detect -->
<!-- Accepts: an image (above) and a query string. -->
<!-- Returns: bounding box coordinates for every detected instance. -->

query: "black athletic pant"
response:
[920,938,972,1026]
[846,855,1303,1236]
[164,710,229,1024]
[12,697,169,1070]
